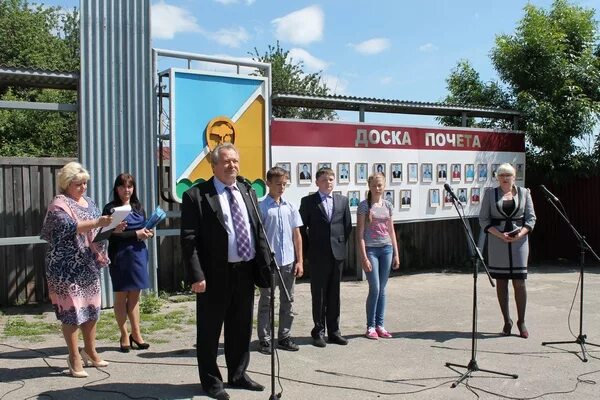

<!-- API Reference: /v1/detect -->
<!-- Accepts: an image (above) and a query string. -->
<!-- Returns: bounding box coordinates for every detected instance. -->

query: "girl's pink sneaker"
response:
[376,326,392,338]
[365,327,378,340]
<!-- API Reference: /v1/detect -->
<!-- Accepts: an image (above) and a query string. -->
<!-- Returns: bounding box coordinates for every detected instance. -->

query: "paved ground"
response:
[2,266,600,400]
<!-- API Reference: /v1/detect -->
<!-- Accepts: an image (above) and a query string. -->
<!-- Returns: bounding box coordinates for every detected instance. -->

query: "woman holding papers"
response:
[479,163,536,339]
[40,162,113,378]
[103,173,153,353]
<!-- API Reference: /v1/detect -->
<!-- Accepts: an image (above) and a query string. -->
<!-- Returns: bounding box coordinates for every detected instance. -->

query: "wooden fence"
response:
[0,157,75,306]
[2,157,598,306]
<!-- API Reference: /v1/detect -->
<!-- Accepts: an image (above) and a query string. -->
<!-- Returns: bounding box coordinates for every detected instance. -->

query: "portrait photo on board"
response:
[384,190,395,206]
[408,163,418,183]
[421,163,433,182]
[390,163,402,183]
[355,163,368,183]
[451,163,461,182]
[471,187,481,204]
[429,188,440,207]
[348,190,360,208]
[337,162,350,183]
[374,163,386,176]
[465,164,475,183]
[317,162,332,171]
[458,188,468,203]
[491,164,500,181]
[400,189,412,208]
[275,162,292,183]
[298,162,312,183]
[443,189,453,206]
[437,163,447,182]
[516,163,524,180]
[478,163,488,182]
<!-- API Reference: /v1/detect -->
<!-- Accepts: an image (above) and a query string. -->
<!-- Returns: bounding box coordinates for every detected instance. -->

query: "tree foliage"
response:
[440,0,600,173]
[251,42,336,120]
[438,60,514,129]
[0,0,79,157]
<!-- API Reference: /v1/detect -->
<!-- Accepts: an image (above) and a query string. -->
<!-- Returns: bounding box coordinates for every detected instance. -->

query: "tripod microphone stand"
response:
[540,188,600,362]
[444,191,518,388]
[243,179,291,399]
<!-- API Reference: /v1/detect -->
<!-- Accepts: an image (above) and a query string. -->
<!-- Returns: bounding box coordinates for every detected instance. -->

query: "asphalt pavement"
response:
[1,266,600,399]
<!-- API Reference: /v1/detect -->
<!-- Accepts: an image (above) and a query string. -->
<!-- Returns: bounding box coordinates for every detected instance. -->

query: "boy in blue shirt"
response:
[257,166,304,354]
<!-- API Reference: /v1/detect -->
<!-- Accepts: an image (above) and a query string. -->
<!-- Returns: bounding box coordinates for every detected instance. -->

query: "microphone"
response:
[540,185,559,202]
[236,175,253,189]
[443,183,459,202]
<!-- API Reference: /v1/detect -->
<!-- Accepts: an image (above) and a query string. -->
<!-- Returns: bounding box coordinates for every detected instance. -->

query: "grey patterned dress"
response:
[479,186,536,280]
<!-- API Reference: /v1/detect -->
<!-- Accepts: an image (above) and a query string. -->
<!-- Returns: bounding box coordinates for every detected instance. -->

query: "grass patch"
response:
[140,293,164,314]
[168,294,195,303]
[142,309,189,334]
[95,311,120,342]
[3,316,59,339]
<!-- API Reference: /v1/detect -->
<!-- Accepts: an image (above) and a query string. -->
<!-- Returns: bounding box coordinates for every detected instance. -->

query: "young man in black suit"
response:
[181,143,270,400]
[299,167,352,348]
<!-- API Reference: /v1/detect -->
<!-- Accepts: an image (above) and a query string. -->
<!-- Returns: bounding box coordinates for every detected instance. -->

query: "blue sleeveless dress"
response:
[108,210,150,291]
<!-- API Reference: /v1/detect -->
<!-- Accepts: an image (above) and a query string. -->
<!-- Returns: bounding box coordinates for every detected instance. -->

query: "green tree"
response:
[440,0,600,172]
[438,60,514,129]
[251,42,336,120]
[0,0,79,157]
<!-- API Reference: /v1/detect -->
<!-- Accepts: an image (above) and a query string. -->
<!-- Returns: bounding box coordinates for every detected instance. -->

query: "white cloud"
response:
[349,38,390,55]
[322,74,348,95]
[272,5,324,45]
[380,76,393,85]
[419,43,438,53]
[287,48,329,72]
[208,27,249,48]
[151,1,201,39]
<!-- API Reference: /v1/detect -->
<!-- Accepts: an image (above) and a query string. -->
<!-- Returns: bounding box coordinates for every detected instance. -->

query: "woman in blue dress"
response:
[103,173,153,352]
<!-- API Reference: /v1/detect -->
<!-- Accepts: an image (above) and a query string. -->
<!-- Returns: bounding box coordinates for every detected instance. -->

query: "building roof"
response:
[0,66,78,90]
[272,93,520,120]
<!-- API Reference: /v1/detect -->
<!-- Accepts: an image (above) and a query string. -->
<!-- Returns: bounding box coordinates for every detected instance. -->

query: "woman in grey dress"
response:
[479,163,536,338]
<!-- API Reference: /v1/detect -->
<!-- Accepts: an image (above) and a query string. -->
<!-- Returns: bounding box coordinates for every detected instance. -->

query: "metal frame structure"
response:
[272,93,521,128]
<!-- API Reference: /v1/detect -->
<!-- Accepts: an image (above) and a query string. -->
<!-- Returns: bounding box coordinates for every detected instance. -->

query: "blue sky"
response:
[46,0,598,127]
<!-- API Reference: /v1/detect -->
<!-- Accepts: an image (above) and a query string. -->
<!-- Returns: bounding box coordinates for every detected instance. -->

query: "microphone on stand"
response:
[443,183,459,202]
[540,185,559,202]
[236,175,253,190]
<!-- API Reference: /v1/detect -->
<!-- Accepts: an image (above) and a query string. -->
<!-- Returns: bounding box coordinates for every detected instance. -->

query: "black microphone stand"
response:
[445,195,518,388]
[540,192,600,362]
[244,182,291,399]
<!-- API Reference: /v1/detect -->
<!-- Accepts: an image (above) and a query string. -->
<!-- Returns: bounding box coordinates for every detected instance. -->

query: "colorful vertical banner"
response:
[169,69,269,202]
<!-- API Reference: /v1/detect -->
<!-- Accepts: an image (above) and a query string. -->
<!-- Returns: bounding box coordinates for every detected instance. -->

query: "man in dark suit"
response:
[299,168,352,348]
[181,143,270,400]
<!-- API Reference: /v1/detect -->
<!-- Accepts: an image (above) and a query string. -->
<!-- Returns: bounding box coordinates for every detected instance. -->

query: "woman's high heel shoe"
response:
[129,334,150,350]
[67,357,89,378]
[119,343,131,353]
[80,348,109,367]
[517,321,529,339]
[502,319,513,336]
